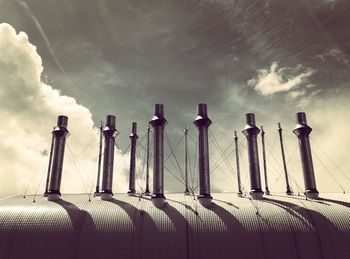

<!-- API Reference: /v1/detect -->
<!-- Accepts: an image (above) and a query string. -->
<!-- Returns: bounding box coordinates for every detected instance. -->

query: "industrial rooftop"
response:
[0,103,349,259]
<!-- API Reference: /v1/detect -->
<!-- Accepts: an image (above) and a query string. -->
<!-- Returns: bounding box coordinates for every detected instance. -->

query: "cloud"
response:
[315,48,350,65]
[0,23,134,196]
[15,0,68,77]
[248,62,316,96]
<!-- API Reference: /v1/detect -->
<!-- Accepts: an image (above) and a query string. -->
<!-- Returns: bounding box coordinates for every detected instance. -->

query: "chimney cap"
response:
[57,115,68,127]
[246,113,255,125]
[106,115,116,129]
[130,122,138,138]
[150,104,167,126]
[242,113,260,136]
[193,103,211,127]
[155,104,164,117]
[197,103,208,117]
[132,122,137,134]
[296,112,307,125]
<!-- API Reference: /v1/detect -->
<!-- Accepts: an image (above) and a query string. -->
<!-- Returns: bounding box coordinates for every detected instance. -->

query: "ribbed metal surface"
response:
[0,193,349,259]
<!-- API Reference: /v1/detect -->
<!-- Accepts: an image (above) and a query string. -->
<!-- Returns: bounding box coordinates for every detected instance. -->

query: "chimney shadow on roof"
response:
[107,198,139,227]
[210,202,245,233]
[212,199,240,209]
[318,197,350,209]
[264,196,341,229]
[166,198,201,218]
[136,195,192,228]
[107,197,158,232]
[53,199,96,233]
[133,196,191,258]
[261,198,313,231]
[52,199,96,258]
[162,202,191,232]
[263,196,345,258]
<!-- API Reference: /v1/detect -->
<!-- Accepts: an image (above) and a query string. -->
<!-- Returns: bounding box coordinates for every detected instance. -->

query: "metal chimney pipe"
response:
[193,103,212,206]
[101,115,118,200]
[47,116,69,201]
[128,122,138,195]
[242,113,263,199]
[293,112,319,199]
[149,104,167,207]
[278,122,293,195]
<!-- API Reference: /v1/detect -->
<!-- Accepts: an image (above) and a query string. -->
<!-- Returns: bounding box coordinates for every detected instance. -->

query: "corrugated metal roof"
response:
[0,193,349,259]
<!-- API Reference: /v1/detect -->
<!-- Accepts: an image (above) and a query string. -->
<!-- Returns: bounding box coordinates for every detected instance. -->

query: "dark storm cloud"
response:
[1,0,349,131]
[2,0,349,115]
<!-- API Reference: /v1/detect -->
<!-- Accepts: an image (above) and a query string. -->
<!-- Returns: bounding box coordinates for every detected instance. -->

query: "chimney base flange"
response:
[304,190,319,199]
[127,191,136,196]
[250,191,264,200]
[100,192,113,201]
[152,196,167,208]
[198,195,213,207]
[286,190,293,196]
[144,191,152,196]
[47,193,61,201]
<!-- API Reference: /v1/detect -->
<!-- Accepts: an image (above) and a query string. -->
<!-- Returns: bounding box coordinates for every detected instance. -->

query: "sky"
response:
[0,0,350,197]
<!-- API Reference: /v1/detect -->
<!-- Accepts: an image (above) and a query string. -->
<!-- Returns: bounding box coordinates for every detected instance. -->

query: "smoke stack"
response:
[242,113,263,199]
[128,122,138,195]
[47,115,69,201]
[193,103,212,206]
[293,112,319,199]
[149,104,167,207]
[100,115,118,200]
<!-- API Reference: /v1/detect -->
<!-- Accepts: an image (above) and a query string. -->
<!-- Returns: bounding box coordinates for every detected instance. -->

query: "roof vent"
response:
[47,115,69,201]
[100,115,117,201]
[242,113,263,199]
[149,104,167,207]
[293,112,319,199]
[128,122,138,195]
[193,103,212,206]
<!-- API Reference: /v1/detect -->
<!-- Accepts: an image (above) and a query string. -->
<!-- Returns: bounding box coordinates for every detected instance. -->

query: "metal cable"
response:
[66,143,91,198]
[311,139,350,184]
[23,142,50,197]
[312,149,346,193]
[164,130,185,179]
[209,130,237,178]
[75,135,97,160]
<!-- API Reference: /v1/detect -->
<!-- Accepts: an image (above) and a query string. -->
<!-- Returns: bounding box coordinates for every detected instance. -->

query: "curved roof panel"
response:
[0,193,349,259]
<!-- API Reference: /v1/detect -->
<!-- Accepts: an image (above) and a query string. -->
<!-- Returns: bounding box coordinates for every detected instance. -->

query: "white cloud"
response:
[0,23,133,196]
[248,62,316,96]
[315,48,350,65]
